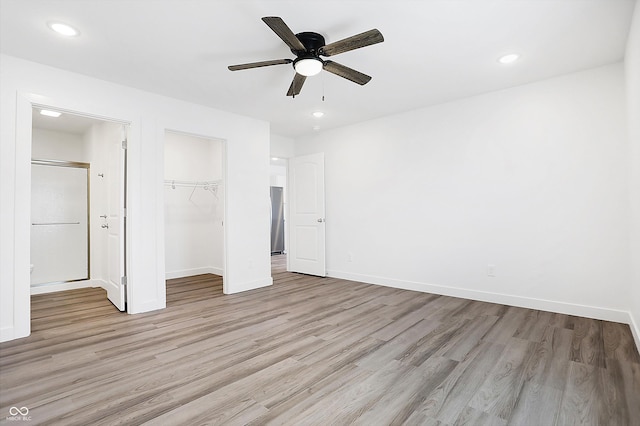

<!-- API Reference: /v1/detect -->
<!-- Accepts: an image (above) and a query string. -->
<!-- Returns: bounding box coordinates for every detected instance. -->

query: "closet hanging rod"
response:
[163,179,221,188]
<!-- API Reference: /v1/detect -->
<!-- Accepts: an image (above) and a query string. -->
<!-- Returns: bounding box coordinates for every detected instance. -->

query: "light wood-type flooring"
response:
[1,255,639,425]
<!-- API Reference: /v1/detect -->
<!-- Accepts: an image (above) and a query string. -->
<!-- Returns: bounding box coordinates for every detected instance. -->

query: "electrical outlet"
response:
[487,264,496,277]
[347,252,353,262]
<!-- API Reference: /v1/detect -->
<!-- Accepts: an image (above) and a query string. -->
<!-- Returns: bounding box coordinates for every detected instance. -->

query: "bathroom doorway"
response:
[30,107,129,311]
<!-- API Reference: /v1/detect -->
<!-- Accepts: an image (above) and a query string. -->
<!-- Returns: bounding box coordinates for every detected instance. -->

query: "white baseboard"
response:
[165,267,223,280]
[0,326,17,343]
[327,269,634,325]
[225,277,272,294]
[30,279,104,295]
[128,299,166,314]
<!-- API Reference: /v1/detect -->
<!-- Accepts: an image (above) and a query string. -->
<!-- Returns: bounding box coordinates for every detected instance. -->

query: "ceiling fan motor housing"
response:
[293,32,326,57]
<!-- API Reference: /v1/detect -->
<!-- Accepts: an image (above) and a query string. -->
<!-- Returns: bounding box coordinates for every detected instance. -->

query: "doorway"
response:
[287,152,326,277]
[30,107,128,311]
[163,131,225,292]
[270,157,288,273]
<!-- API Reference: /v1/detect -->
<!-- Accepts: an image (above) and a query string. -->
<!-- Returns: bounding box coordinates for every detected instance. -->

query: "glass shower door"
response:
[30,160,89,285]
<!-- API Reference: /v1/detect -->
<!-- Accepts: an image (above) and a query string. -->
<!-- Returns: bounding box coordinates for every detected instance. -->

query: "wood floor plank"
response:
[352,356,459,425]
[1,255,638,425]
[507,380,562,425]
[467,337,538,420]
[357,318,443,370]
[519,325,573,393]
[603,320,640,365]
[557,361,610,425]
[419,340,507,424]
[570,317,606,368]
[453,406,508,426]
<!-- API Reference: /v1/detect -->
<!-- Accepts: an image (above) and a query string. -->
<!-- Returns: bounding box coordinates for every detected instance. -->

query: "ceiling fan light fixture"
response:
[294,57,323,77]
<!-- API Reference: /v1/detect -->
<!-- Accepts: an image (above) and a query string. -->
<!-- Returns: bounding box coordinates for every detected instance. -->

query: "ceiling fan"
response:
[228,17,384,97]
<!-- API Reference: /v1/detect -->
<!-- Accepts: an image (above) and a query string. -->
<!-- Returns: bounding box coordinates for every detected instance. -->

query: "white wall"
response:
[32,128,87,162]
[0,54,271,342]
[270,134,295,159]
[270,165,287,187]
[164,132,224,278]
[296,63,632,323]
[625,2,640,348]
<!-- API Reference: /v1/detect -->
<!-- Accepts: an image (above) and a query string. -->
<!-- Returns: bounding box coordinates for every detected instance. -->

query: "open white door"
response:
[288,152,325,276]
[106,126,127,311]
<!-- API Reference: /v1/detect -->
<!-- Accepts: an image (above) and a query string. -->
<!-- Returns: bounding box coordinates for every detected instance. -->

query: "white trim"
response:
[224,277,272,294]
[630,313,640,354]
[128,300,163,314]
[221,138,229,294]
[165,267,223,280]
[30,279,104,295]
[13,93,34,341]
[328,269,634,325]
[0,327,15,342]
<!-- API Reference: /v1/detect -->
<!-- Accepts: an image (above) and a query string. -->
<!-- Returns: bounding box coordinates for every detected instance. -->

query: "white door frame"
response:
[13,93,132,338]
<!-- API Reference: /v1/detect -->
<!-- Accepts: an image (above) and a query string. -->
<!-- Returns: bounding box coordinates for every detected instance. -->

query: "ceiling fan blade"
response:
[320,29,384,57]
[286,73,307,97]
[262,17,306,52]
[323,61,372,85]
[228,59,292,71]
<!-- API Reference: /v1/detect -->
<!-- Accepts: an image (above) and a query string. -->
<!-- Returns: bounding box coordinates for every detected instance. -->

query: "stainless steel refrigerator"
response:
[270,186,285,254]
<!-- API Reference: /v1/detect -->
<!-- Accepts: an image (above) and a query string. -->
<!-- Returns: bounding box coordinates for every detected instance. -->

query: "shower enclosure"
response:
[30,160,90,285]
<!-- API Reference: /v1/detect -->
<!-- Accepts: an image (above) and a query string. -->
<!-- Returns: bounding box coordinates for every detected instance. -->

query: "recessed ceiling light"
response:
[271,157,279,161]
[498,53,520,64]
[312,111,324,118]
[48,22,79,37]
[40,109,62,118]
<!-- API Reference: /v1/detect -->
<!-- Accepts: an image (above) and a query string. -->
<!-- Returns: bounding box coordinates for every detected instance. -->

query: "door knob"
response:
[101,224,109,229]
[317,218,324,223]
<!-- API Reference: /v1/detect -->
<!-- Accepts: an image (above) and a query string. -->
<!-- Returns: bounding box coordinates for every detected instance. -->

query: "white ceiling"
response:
[1,0,636,138]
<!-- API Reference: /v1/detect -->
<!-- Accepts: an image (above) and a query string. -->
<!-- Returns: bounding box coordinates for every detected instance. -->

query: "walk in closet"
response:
[164,131,224,279]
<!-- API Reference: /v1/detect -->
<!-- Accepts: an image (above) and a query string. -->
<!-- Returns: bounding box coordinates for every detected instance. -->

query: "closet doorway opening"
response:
[30,107,129,312]
[164,131,225,301]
